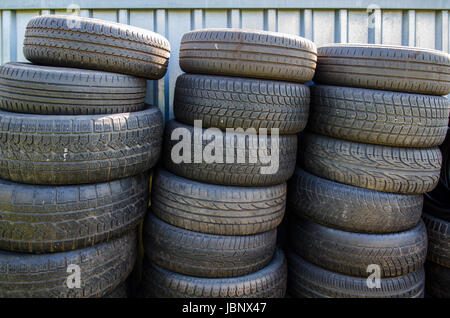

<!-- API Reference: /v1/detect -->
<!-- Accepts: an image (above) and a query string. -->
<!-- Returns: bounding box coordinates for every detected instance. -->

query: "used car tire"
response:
[163,120,297,187]
[24,15,170,79]
[173,73,310,134]
[0,106,162,185]
[300,132,442,194]
[425,261,450,298]
[0,62,146,115]
[422,213,450,268]
[287,250,425,298]
[288,167,423,233]
[152,168,286,235]
[179,29,317,83]
[308,85,450,148]
[0,173,148,253]
[142,247,287,298]
[314,44,450,95]
[288,215,427,278]
[143,213,277,278]
[103,281,128,298]
[0,230,137,298]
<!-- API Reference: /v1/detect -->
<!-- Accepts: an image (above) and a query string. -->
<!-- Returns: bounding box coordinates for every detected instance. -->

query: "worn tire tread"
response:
[24,15,170,79]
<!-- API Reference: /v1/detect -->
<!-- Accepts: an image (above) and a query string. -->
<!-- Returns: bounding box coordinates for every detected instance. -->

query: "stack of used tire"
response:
[287,44,450,298]
[141,28,317,298]
[423,128,450,298]
[0,15,169,298]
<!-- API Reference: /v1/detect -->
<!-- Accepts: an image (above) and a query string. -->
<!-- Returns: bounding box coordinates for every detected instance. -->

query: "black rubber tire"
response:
[143,213,277,278]
[288,167,423,234]
[0,173,148,253]
[163,120,297,187]
[152,167,286,235]
[179,29,317,83]
[425,261,450,298]
[103,281,128,298]
[173,73,310,134]
[300,132,442,194]
[308,85,450,147]
[314,44,450,95]
[0,106,162,185]
[423,129,450,221]
[422,213,450,268]
[142,248,287,298]
[0,62,146,115]
[288,215,428,278]
[287,250,425,298]
[0,230,137,298]
[24,15,170,79]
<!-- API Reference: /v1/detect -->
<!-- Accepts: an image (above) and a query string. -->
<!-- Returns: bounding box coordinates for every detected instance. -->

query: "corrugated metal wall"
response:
[0,1,449,121]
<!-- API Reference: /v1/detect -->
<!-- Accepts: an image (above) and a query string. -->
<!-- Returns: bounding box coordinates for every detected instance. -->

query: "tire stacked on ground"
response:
[287,44,450,298]
[0,15,169,298]
[141,28,317,298]
[422,129,450,298]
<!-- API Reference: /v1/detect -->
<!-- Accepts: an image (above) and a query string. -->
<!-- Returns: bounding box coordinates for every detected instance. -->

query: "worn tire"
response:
[308,85,450,147]
[142,248,287,298]
[314,44,450,95]
[0,231,137,298]
[422,213,450,268]
[0,106,162,185]
[180,29,316,83]
[425,261,450,298]
[143,213,277,278]
[174,73,310,134]
[287,250,425,298]
[300,132,442,194]
[0,62,146,115]
[152,168,286,235]
[0,173,148,253]
[288,167,423,233]
[24,15,170,79]
[163,120,297,187]
[103,281,128,298]
[288,215,427,278]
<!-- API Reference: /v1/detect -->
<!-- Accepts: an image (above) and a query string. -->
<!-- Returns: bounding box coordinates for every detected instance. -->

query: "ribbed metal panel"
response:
[0,3,449,120]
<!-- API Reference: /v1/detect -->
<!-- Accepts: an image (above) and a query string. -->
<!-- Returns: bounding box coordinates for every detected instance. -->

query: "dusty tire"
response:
[173,73,310,134]
[287,250,425,298]
[0,231,137,298]
[142,248,287,298]
[152,168,286,235]
[288,215,428,278]
[104,281,128,298]
[0,173,148,253]
[24,15,170,79]
[425,261,450,298]
[0,62,146,115]
[288,167,423,233]
[308,85,450,147]
[0,106,162,185]
[422,213,450,268]
[300,132,442,194]
[143,213,277,278]
[314,44,450,95]
[180,29,317,83]
[163,120,297,187]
